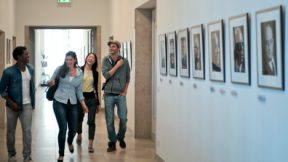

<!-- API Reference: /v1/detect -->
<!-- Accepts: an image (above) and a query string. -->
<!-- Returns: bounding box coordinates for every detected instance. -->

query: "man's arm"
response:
[108,59,124,77]
[120,60,131,96]
[2,96,20,112]
[102,57,124,80]
[0,70,20,112]
[120,82,129,96]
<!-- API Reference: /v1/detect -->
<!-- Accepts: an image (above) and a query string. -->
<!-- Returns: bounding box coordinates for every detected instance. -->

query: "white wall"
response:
[15,0,111,62]
[156,0,288,162]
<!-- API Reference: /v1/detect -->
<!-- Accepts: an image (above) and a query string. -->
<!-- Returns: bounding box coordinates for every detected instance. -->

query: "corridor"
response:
[0,87,157,162]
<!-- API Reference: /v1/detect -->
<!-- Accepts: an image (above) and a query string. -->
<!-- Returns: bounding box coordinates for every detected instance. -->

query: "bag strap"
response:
[104,56,122,84]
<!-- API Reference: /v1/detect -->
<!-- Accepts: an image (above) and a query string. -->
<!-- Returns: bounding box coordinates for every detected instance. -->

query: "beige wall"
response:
[0,0,15,38]
[15,0,110,60]
[109,0,153,137]
[110,0,156,139]
[0,0,16,129]
[110,0,136,136]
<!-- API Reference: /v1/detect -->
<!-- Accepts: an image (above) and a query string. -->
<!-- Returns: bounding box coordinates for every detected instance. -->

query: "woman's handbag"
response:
[46,73,60,101]
[46,82,58,101]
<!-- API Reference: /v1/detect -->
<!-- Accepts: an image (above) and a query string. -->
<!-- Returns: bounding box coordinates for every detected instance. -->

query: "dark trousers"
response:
[53,100,78,156]
[77,98,98,140]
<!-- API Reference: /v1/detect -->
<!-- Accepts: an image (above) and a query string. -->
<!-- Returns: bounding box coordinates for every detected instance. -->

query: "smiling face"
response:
[19,49,30,64]
[109,43,120,55]
[66,55,76,68]
[86,53,96,66]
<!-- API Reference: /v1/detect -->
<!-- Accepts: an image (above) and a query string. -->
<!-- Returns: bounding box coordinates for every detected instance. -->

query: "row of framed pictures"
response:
[159,5,283,90]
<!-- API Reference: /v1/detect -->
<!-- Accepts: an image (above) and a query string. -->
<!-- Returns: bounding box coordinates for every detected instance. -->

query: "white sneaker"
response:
[8,156,17,162]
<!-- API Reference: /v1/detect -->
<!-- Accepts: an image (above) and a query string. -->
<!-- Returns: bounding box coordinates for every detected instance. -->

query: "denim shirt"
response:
[51,66,84,105]
[0,64,35,110]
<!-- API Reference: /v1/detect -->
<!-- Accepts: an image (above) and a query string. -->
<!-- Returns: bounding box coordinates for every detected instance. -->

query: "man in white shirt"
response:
[0,46,35,162]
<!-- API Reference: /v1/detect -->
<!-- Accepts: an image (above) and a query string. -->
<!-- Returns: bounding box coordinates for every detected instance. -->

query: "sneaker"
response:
[106,142,116,152]
[23,156,33,162]
[118,139,126,149]
[8,156,17,162]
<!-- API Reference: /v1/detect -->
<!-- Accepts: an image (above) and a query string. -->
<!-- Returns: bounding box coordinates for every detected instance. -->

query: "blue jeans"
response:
[53,100,78,156]
[104,95,127,144]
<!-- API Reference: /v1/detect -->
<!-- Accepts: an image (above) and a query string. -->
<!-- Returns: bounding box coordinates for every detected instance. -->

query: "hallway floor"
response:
[0,87,158,162]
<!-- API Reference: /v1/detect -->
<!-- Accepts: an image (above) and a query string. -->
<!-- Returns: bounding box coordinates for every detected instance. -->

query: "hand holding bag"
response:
[45,80,58,101]
[46,72,60,101]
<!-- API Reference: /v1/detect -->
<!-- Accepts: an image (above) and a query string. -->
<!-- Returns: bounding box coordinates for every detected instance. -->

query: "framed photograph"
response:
[256,5,283,90]
[119,41,132,69]
[126,41,132,69]
[119,42,124,57]
[167,31,177,76]
[6,39,11,64]
[229,13,250,84]
[123,42,127,58]
[178,28,190,77]
[159,34,167,75]
[190,24,205,79]
[208,20,225,82]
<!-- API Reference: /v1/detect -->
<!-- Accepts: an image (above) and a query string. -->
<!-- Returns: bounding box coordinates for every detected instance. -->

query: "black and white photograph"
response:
[229,13,250,84]
[190,24,205,79]
[6,39,11,64]
[208,20,225,82]
[119,42,124,57]
[178,29,189,77]
[167,31,177,76]
[126,41,132,69]
[159,34,167,75]
[256,5,283,89]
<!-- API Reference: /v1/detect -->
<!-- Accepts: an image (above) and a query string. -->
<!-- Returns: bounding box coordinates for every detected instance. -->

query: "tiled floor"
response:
[0,87,158,162]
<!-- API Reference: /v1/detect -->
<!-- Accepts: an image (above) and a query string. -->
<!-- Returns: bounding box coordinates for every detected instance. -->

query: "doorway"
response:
[25,26,101,106]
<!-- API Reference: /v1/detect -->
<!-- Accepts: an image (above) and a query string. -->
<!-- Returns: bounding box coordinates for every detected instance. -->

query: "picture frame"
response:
[122,42,127,58]
[126,41,132,69]
[208,20,225,82]
[6,39,11,64]
[119,41,132,70]
[256,5,283,90]
[178,28,190,78]
[167,31,177,76]
[229,13,250,84]
[119,42,124,57]
[190,24,205,79]
[159,34,167,75]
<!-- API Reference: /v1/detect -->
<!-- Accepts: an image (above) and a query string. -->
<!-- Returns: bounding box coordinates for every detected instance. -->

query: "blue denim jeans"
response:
[104,95,128,144]
[53,100,78,156]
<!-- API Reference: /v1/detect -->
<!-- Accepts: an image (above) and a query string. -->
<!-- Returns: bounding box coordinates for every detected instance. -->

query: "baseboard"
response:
[155,153,165,162]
